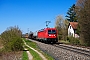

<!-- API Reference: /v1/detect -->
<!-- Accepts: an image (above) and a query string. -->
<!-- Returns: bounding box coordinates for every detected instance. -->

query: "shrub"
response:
[1,26,23,52]
[11,38,24,51]
[67,36,80,45]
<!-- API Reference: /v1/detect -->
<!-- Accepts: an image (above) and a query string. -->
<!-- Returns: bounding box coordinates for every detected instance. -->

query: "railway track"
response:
[30,39,90,57]
[53,44,90,56]
[29,39,90,60]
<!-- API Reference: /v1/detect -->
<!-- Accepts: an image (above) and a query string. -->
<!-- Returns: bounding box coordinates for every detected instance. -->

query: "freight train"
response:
[29,28,58,43]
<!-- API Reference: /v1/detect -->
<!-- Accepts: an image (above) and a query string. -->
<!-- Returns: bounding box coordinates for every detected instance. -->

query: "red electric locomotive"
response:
[37,28,58,43]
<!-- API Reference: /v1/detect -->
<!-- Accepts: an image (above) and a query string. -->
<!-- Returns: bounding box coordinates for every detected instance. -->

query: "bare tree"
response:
[55,15,69,40]
[76,0,90,46]
[55,15,64,28]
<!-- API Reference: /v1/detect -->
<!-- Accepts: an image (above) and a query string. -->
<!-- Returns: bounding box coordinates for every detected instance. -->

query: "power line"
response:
[45,21,51,28]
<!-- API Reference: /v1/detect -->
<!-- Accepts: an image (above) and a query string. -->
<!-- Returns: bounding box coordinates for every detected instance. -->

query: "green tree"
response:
[76,0,90,46]
[66,4,77,22]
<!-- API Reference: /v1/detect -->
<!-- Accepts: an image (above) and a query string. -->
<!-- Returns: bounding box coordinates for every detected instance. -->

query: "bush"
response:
[58,35,62,40]
[1,26,23,52]
[3,38,23,52]
[11,38,24,51]
[80,40,90,47]
[67,36,80,45]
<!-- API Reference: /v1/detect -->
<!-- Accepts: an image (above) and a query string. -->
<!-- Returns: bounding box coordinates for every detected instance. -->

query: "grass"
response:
[59,40,70,44]
[40,50,54,60]
[28,47,42,60]
[23,39,42,60]
[23,38,54,60]
[25,40,37,49]
[22,51,29,60]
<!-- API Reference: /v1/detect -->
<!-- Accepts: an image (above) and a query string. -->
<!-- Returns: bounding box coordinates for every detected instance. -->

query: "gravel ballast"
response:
[31,40,90,60]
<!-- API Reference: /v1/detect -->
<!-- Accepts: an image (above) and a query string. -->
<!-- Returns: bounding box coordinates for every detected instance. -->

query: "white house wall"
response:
[68,25,74,37]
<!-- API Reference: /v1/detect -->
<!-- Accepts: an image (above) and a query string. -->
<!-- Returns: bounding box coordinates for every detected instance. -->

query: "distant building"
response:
[68,22,79,38]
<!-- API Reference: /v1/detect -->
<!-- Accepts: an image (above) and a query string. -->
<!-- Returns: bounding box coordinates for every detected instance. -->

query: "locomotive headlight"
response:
[49,35,51,36]
[54,35,56,36]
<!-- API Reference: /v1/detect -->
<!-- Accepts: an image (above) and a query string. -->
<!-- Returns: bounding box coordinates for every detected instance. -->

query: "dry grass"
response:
[0,51,23,60]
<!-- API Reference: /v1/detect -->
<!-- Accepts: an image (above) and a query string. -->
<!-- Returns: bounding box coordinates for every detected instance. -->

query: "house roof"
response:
[69,22,78,29]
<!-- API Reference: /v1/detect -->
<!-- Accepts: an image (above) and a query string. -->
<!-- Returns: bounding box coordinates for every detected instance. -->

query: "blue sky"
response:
[0,0,76,34]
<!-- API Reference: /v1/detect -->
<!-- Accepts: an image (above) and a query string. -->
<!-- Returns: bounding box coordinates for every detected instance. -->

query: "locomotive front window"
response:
[48,30,56,34]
